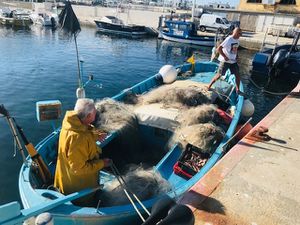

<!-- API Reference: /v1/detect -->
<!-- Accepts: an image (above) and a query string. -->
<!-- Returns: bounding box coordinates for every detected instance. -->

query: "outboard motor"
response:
[267,48,289,81]
[51,17,56,28]
[272,49,288,69]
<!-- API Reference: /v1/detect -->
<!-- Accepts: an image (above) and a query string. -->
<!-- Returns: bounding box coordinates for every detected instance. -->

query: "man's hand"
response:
[103,158,112,167]
[98,132,107,142]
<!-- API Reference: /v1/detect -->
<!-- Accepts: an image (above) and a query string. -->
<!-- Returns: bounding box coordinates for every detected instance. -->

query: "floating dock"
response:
[179,82,300,225]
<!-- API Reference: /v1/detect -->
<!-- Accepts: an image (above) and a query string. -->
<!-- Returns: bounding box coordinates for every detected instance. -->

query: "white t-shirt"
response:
[218,35,239,64]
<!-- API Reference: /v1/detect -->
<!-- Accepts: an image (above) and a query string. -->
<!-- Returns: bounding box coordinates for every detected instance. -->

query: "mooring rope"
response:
[248,76,291,96]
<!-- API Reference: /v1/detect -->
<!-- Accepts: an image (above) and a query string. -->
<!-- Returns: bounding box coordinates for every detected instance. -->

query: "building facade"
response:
[238,0,300,13]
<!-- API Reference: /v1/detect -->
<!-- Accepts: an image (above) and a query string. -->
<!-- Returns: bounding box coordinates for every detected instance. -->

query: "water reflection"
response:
[156,39,212,64]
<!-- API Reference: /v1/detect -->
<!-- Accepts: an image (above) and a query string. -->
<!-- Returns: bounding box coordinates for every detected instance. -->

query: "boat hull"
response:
[159,31,215,47]
[94,20,147,37]
[0,16,32,27]
[251,45,300,92]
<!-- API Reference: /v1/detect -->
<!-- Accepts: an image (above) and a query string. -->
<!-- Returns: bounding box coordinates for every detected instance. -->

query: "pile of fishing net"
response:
[99,166,172,206]
[94,98,137,132]
[137,84,227,154]
[94,84,228,155]
[92,82,229,205]
[140,84,212,108]
[170,104,227,154]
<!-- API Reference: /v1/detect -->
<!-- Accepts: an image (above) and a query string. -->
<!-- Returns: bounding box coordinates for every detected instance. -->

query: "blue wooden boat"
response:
[12,61,244,225]
[158,19,215,47]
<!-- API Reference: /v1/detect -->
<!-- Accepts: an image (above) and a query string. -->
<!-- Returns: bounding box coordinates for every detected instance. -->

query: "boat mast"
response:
[126,4,130,25]
[191,0,196,22]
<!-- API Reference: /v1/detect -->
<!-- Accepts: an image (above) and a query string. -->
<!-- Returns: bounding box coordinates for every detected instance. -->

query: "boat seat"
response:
[134,103,180,131]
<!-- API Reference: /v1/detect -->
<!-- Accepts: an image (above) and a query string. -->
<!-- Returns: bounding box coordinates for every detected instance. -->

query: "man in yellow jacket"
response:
[54,98,111,206]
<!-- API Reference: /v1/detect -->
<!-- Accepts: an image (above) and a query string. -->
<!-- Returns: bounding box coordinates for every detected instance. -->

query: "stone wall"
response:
[72,5,168,28]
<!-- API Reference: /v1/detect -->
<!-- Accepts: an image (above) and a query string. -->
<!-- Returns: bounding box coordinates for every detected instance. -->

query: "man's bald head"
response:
[232,27,242,39]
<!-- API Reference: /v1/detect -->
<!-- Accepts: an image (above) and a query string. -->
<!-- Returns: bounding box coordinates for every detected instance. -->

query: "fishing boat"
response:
[30,0,59,28]
[1,3,248,225]
[158,18,216,47]
[5,59,244,225]
[94,16,147,37]
[251,29,300,93]
[0,8,32,28]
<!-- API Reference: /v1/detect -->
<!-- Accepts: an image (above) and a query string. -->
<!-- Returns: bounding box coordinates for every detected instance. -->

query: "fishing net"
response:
[92,80,228,203]
[94,98,145,167]
[170,123,225,154]
[140,85,212,108]
[176,103,230,131]
[98,165,172,206]
[135,81,228,153]
[94,98,137,132]
[176,104,218,125]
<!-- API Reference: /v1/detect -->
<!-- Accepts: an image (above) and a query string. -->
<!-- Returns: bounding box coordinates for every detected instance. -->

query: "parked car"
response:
[198,13,231,33]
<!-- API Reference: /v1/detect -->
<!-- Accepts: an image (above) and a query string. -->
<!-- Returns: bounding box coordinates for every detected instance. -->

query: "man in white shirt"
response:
[208,27,243,95]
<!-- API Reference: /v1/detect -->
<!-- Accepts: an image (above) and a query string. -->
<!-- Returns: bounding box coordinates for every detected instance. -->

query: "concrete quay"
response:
[179,82,300,224]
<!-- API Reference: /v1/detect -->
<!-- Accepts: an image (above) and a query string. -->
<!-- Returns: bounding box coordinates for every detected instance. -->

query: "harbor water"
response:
[0,25,284,205]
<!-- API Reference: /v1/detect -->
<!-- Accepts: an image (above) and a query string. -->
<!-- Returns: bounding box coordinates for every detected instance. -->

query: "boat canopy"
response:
[164,20,197,37]
[100,16,124,25]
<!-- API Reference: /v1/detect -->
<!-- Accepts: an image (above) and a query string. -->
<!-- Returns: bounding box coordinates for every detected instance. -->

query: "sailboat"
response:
[94,4,147,37]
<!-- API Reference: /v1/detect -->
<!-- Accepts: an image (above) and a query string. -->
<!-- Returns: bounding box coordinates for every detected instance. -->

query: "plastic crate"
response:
[173,144,210,180]
[36,100,62,122]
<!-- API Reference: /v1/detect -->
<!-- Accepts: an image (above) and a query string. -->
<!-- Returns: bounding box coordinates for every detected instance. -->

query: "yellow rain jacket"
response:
[54,111,104,206]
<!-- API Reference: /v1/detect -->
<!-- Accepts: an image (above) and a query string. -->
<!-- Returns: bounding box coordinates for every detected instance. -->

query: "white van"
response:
[199,14,231,33]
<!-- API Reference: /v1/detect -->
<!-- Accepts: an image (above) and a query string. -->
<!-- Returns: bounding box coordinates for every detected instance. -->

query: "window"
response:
[216,18,221,24]
[178,24,187,31]
[279,0,296,4]
[223,18,230,24]
[247,0,262,3]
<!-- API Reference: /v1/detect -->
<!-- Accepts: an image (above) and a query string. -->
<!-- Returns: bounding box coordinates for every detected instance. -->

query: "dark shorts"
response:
[218,62,239,76]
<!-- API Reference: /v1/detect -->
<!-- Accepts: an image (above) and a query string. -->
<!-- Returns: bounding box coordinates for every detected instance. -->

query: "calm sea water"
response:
[0,25,284,205]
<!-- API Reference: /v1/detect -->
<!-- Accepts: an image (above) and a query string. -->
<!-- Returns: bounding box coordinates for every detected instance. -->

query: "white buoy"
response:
[76,87,86,99]
[242,99,255,117]
[35,212,53,225]
[159,65,177,84]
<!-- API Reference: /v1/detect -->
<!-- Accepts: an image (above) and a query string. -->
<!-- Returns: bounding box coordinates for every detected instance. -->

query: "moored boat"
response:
[0,8,32,28]
[158,18,216,47]
[94,16,147,37]
[14,60,245,225]
[30,12,58,28]
[30,1,60,28]
[251,29,300,93]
